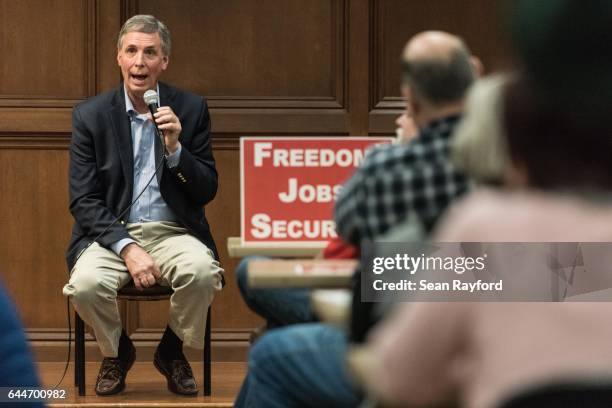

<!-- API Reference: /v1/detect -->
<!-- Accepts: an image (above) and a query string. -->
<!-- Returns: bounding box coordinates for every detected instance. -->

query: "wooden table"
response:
[227,236,326,258]
[247,259,357,288]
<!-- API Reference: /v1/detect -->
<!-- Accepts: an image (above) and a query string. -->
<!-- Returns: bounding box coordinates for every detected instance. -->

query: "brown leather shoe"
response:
[95,346,136,396]
[153,350,198,395]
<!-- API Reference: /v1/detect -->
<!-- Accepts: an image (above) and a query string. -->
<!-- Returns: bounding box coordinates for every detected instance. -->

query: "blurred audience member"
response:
[235,30,480,408]
[510,0,611,122]
[452,74,511,186]
[335,30,478,245]
[359,3,612,406]
[363,299,612,408]
[0,279,43,408]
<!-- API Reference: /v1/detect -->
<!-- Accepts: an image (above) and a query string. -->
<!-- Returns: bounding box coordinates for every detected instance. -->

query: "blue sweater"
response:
[0,280,43,407]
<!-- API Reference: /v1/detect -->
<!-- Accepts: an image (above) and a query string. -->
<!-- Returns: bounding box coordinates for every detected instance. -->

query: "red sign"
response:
[240,137,392,245]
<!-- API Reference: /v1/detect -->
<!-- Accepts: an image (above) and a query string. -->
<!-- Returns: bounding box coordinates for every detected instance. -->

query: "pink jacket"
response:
[368,189,612,408]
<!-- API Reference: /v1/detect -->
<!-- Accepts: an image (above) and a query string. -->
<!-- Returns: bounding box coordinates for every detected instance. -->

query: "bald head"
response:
[401,31,475,108]
[403,31,465,62]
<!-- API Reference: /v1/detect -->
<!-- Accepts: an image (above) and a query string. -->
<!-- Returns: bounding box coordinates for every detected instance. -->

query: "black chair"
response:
[74,282,212,396]
[500,381,612,408]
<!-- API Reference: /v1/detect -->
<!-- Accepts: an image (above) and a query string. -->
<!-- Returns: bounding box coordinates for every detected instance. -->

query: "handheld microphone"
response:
[143,89,167,154]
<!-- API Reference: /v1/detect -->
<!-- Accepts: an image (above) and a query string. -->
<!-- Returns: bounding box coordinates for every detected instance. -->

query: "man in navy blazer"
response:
[63,15,223,396]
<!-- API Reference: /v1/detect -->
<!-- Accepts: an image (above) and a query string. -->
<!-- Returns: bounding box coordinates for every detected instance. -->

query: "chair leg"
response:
[75,312,86,396]
[74,312,78,387]
[204,305,211,396]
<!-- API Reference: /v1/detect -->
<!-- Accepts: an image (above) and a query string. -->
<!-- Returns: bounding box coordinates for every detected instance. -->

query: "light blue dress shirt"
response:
[110,85,182,256]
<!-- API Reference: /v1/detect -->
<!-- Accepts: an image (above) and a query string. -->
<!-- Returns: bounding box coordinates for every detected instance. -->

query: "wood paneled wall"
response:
[0,0,511,361]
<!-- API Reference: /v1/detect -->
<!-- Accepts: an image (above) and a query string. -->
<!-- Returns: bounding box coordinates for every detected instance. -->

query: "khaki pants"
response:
[63,222,223,357]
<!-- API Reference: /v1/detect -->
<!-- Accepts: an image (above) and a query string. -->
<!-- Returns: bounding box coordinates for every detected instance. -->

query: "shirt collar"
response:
[423,114,461,131]
[124,83,161,116]
[419,114,461,137]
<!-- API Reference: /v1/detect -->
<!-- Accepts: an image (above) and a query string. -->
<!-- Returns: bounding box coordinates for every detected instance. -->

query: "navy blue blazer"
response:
[66,82,218,270]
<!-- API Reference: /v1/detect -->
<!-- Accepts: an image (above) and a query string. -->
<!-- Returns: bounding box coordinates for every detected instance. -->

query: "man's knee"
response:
[249,329,284,370]
[235,258,249,294]
[236,256,268,296]
[250,324,321,363]
[175,252,222,291]
[246,325,326,391]
[64,271,115,308]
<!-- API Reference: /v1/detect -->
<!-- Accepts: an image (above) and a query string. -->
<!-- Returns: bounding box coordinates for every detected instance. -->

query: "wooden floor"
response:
[39,362,247,407]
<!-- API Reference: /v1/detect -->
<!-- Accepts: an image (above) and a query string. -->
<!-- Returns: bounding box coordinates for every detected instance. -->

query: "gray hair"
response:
[117,15,172,56]
[452,74,511,185]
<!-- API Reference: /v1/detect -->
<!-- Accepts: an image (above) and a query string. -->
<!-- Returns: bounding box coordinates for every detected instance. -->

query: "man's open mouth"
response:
[131,74,148,81]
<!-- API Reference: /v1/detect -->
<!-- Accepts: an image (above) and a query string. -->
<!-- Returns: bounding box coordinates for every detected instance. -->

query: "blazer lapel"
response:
[108,85,134,190]
[159,82,177,116]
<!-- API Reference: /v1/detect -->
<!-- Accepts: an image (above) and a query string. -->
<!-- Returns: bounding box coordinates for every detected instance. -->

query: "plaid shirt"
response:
[334,115,469,246]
